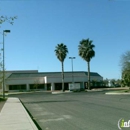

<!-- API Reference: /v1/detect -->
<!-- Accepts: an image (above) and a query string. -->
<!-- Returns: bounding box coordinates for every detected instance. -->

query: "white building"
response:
[0,70,103,92]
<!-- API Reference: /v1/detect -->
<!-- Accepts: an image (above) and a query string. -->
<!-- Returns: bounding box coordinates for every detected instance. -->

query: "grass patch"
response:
[107,89,130,93]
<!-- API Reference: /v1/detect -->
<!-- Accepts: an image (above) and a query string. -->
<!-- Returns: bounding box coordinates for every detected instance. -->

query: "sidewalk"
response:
[0,98,38,130]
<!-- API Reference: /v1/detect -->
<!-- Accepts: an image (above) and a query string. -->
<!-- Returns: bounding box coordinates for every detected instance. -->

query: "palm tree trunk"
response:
[87,61,91,90]
[61,61,64,92]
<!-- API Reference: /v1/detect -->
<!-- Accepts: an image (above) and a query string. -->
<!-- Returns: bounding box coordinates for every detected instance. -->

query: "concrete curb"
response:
[86,90,103,92]
[52,91,73,94]
[105,93,130,95]
[0,91,51,96]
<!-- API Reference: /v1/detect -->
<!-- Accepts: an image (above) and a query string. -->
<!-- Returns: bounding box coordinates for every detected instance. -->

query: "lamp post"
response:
[3,30,10,98]
[69,57,75,84]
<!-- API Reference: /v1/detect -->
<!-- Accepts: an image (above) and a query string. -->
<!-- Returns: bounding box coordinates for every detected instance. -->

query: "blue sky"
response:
[0,0,130,79]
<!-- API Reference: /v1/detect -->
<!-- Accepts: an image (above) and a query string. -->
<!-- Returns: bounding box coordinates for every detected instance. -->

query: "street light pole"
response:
[69,57,75,84]
[3,30,10,98]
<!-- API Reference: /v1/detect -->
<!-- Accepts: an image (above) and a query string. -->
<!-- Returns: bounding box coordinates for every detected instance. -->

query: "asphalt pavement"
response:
[8,91,130,130]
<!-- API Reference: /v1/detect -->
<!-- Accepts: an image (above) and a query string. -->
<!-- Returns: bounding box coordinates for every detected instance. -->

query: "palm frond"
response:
[78,38,95,62]
[55,43,68,62]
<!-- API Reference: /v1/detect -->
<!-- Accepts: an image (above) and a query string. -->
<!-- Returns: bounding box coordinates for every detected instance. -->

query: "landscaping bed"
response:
[0,98,7,112]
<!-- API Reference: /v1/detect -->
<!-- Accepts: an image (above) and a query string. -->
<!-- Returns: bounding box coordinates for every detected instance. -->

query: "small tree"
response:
[0,14,17,98]
[103,78,109,87]
[33,78,40,90]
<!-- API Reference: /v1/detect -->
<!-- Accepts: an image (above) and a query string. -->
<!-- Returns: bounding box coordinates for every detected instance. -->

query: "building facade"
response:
[1,70,103,92]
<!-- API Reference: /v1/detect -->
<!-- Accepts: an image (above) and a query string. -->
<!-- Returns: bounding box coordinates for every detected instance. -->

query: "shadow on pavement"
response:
[23,100,78,104]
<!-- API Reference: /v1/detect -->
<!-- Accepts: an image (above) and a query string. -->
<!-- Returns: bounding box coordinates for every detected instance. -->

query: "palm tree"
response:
[55,43,68,91]
[78,38,95,90]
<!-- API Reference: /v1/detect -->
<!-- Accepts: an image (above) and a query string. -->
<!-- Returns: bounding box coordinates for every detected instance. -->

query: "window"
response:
[9,85,26,90]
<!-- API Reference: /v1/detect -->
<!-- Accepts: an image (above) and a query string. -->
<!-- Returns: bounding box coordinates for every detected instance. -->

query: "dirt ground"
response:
[0,101,6,112]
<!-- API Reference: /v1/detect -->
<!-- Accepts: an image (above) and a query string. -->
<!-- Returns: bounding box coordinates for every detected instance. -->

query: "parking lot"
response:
[9,91,130,130]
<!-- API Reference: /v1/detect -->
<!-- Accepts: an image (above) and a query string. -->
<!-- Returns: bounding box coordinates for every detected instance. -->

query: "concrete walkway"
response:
[0,98,38,130]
